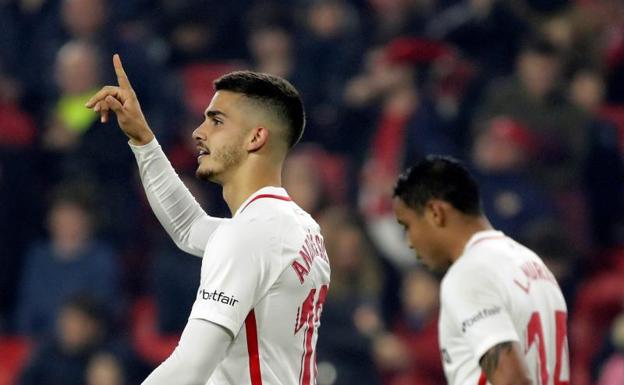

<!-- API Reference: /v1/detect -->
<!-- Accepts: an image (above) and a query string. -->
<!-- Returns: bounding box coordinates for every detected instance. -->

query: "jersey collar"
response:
[462,230,506,254]
[234,186,291,216]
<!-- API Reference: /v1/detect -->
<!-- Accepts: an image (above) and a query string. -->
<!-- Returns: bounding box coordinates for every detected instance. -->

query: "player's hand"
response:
[85,54,155,146]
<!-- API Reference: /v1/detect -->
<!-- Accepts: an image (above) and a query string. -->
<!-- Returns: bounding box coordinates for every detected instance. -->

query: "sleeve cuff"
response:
[473,332,520,362]
[128,137,160,153]
[188,311,241,338]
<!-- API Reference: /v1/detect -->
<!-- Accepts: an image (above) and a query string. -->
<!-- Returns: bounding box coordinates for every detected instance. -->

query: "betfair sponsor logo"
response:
[460,305,501,333]
[199,289,239,307]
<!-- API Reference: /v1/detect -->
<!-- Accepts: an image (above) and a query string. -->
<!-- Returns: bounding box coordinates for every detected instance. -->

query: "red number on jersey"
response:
[526,311,569,385]
[295,285,328,385]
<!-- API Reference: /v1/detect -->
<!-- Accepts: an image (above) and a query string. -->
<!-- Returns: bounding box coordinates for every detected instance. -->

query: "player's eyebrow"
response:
[205,110,227,119]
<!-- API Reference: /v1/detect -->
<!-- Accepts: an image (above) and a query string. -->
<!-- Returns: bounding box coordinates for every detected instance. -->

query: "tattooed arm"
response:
[479,342,532,385]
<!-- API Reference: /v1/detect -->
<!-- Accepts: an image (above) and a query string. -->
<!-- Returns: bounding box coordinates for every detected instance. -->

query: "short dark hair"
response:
[214,71,305,149]
[61,294,108,327]
[393,155,482,215]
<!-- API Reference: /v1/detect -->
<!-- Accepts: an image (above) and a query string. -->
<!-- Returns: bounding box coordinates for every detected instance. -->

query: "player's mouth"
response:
[197,147,211,162]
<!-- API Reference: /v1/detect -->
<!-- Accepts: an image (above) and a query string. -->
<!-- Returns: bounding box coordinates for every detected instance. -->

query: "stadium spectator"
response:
[470,116,559,239]
[316,206,383,385]
[373,267,444,385]
[353,39,458,268]
[474,36,589,192]
[14,185,120,336]
[283,145,331,217]
[18,295,111,385]
[41,40,101,154]
[40,39,140,245]
[85,352,126,385]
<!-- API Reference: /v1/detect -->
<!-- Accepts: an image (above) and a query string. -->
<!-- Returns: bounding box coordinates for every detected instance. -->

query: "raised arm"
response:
[86,54,224,256]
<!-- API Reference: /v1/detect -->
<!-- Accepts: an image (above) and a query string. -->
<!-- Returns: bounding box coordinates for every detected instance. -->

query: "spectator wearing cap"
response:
[346,38,459,268]
[470,116,560,240]
[474,36,589,194]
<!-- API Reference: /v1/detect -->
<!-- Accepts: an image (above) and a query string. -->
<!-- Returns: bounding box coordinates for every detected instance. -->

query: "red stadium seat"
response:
[130,297,180,365]
[0,336,32,385]
[181,62,243,117]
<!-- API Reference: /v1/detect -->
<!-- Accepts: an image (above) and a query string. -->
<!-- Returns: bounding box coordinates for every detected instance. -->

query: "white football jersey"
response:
[188,186,331,385]
[439,230,569,385]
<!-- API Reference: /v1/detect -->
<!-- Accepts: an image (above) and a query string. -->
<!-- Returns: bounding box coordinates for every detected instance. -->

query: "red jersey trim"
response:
[240,194,292,213]
[467,235,506,250]
[245,310,263,385]
[478,371,487,385]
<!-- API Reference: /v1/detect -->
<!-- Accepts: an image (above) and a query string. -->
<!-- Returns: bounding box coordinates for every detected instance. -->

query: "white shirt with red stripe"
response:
[130,140,331,385]
[191,187,331,385]
[438,230,569,385]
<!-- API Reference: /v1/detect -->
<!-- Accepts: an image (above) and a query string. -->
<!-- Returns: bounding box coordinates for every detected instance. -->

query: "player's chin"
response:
[196,165,223,184]
[196,165,213,182]
[417,255,439,272]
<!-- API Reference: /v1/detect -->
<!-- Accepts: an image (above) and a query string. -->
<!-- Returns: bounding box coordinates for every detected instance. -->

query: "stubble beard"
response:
[196,143,245,184]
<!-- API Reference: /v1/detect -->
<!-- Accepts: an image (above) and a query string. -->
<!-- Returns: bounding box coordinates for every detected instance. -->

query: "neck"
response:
[222,158,283,215]
[448,216,493,263]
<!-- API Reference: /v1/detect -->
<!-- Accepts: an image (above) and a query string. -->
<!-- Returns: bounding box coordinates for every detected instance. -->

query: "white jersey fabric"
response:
[439,230,569,385]
[131,139,331,385]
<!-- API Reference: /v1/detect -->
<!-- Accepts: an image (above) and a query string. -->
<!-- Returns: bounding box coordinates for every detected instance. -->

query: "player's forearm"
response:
[130,139,222,256]
[142,319,231,385]
[480,342,533,385]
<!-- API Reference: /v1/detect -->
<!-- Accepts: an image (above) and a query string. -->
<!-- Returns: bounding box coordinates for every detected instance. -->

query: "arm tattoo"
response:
[479,342,514,378]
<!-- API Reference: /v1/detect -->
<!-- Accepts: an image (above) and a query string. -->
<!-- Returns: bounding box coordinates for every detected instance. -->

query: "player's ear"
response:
[247,126,269,152]
[425,200,446,227]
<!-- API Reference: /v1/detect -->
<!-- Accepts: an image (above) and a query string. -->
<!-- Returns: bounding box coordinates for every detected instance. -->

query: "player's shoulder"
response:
[442,231,511,294]
[226,187,315,243]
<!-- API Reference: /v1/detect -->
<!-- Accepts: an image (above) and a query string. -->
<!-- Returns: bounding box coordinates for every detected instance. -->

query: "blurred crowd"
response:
[1,0,624,384]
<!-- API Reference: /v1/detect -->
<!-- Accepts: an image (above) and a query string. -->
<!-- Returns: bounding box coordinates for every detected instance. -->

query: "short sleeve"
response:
[441,264,519,361]
[188,221,279,336]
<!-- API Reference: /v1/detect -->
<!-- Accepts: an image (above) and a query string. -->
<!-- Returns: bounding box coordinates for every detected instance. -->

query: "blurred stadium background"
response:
[1,0,624,384]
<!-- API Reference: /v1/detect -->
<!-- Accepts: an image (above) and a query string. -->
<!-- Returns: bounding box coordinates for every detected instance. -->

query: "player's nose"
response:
[192,125,207,142]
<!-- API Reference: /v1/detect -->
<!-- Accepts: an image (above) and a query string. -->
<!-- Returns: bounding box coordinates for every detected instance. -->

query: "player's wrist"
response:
[129,131,155,146]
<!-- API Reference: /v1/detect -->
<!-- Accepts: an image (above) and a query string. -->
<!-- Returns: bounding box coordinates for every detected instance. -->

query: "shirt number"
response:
[526,311,569,385]
[295,284,328,385]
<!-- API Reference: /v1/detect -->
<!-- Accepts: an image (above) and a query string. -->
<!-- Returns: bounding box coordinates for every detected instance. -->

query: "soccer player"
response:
[392,156,569,385]
[86,55,331,385]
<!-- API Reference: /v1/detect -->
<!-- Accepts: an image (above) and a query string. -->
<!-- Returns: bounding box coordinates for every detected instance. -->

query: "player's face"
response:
[393,197,450,272]
[193,91,251,184]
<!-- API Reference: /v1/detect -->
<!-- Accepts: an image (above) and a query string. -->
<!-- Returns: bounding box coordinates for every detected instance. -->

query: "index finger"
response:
[113,54,133,90]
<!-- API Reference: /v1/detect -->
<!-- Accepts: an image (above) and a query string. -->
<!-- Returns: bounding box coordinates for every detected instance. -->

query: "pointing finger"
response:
[113,54,133,90]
